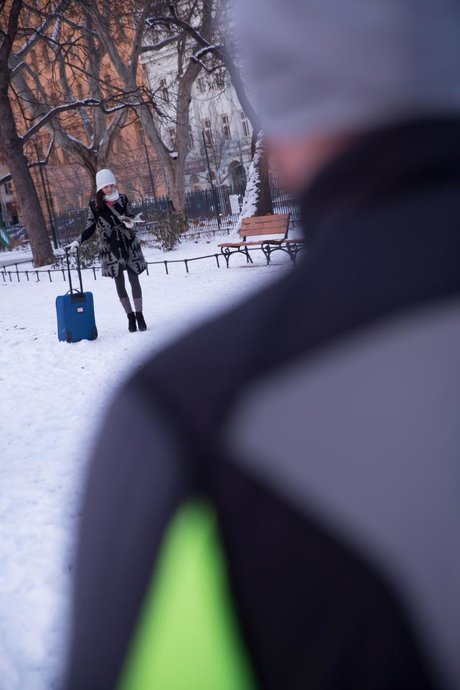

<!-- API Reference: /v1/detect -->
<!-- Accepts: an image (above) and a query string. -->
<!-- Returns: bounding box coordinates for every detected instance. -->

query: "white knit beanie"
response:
[232,0,460,136]
[96,169,116,192]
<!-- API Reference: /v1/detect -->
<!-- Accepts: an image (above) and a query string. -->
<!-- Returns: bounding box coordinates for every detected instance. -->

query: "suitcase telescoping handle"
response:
[65,246,84,294]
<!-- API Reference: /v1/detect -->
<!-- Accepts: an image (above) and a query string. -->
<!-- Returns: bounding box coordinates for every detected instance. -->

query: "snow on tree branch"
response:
[140,35,179,53]
[0,138,54,185]
[20,97,149,143]
[50,15,61,43]
[194,44,222,59]
[15,0,70,61]
[158,6,261,132]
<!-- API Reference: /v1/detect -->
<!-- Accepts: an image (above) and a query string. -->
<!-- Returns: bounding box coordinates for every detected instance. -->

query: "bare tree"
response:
[1,0,139,264]
[77,0,214,230]
[11,3,147,195]
[0,0,56,266]
[167,0,272,218]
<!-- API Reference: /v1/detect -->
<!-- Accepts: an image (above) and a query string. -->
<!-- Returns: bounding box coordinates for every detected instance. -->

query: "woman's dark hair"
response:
[96,189,106,212]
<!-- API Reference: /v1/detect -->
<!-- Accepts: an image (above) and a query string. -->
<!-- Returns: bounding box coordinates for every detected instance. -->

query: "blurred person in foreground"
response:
[64,1,460,688]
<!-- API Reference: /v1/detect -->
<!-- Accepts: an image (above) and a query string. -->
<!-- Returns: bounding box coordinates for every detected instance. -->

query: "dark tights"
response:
[114,267,143,315]
[114,267,142,301]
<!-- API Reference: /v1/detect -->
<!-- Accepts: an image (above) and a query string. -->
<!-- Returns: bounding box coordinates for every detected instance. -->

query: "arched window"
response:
[228,161,247,195]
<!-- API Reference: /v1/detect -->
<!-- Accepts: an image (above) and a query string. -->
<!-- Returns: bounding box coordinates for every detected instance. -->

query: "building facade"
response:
[141,44,253,195]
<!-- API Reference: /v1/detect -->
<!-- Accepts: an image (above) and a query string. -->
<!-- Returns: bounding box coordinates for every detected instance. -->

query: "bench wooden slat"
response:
[241,229,285,237]
[241,215,289,224]
[242,214,289,223]
[219,238,297,248]
[219,242,264,248]
[240,214,290,238]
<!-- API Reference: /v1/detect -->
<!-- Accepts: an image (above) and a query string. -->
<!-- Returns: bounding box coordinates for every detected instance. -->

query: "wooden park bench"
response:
[218,213,304,267]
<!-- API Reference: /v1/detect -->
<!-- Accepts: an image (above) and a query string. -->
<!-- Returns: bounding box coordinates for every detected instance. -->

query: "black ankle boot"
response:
[135,311,147,331]
[127,312,137,332]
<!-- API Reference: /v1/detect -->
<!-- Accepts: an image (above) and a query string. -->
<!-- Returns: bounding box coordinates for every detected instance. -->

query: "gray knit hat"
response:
[232,0,460,136]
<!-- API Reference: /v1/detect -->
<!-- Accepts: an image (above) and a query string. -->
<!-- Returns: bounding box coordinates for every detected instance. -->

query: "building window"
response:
[240,111,250,137]
[222,114,231,138]
[4,181,13,196]
[196,77,206,94]
[160,78,169,103]
[168,128,175,148]
[203,119,213,146]
[213,69,225,89]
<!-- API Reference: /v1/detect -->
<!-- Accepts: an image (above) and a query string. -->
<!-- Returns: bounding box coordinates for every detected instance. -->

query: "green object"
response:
[0,226,10,249]
[118,502,255,690]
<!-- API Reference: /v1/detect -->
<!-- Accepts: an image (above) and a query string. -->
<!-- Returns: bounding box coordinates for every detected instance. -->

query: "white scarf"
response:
[104,189,119,203]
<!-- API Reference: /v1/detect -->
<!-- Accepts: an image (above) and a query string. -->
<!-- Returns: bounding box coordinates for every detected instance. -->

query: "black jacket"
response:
[65,118,460,690]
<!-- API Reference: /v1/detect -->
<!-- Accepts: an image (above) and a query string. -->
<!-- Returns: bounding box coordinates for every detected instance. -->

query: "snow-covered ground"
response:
[0,237,290,690]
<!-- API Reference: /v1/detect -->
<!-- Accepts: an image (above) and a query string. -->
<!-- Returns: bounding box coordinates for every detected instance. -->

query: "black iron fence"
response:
[0,247,273,284]
[35,181,301,248]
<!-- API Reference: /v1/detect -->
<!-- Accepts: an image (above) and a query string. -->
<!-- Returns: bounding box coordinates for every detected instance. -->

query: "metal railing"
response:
[0,247,279,284]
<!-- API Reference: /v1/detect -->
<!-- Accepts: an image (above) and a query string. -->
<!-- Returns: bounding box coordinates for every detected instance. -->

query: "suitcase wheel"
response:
[92,326,98,340]
[66,331,72,343]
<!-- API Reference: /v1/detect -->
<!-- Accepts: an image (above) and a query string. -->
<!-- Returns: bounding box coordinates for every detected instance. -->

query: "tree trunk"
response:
[164,156,188,235]
[167,160,184,210]
[238,132,273,229]
[169,180,186,218]
[252,133,273,217]
[0,94,54,267]
[137,106,188,231]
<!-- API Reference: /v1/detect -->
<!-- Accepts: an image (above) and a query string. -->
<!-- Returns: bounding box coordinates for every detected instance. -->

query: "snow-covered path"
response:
[0,240,289,689]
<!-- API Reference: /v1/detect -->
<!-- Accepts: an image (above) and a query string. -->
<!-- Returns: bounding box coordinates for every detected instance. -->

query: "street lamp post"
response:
[140,124,156,200]
[202,129,221,231]
[34,142,58,249]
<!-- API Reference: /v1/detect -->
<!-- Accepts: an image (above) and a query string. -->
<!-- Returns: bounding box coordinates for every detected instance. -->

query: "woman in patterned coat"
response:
[69,169,148,332]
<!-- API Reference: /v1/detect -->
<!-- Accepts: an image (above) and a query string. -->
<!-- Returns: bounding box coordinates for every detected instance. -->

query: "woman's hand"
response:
[120,216,135,229]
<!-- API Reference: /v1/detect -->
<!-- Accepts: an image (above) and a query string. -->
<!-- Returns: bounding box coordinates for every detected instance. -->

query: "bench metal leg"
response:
[261,244,271,265]
[283,242,299,265]
[221,248,231,268]
[243,247,253,264]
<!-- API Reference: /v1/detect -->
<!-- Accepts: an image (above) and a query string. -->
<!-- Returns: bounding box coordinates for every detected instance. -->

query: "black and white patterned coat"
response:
[80,194,147,278]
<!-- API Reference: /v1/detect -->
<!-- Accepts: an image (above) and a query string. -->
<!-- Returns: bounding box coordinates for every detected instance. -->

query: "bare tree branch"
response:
[15,0,71,62]
[21,96,152,143]
[0,137,54,184]
[161,2,261,131]
[140,35,179,53]
[0,0,22,67]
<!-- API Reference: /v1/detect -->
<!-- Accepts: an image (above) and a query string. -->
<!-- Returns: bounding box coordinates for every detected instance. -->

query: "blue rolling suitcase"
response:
[56,248,98,343]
